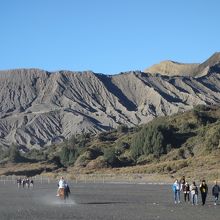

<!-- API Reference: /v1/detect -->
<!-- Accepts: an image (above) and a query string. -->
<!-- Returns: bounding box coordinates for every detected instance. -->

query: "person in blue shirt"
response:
[172,179,180,204]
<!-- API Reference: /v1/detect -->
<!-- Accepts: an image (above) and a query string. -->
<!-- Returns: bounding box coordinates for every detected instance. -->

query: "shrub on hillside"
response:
[0,146,8,161]
[117,124,129,133]
[8,144,23,163]
[131,122,174,160]
[193,104,210,112]
[136,154,157,165]
[58,133,92,166]
[192,109,216,125]
[115,140,129,156]
[206,123,220,151]
[103,148,120,167]
[59,146,79,166]
[25,149,47,161]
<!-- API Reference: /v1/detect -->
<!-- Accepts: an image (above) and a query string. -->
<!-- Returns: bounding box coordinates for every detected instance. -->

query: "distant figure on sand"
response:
[57,177,68,199]
[190,181,198,205]
[212,181,220,205]
[26,178,30,188]
[182,181,190,202]
[200,180,208,205]
[64,183,71,199]
[180,176,186,191]
[17,178,22,188]
[172,179,180,204]
[22,178,26,188]
[30,179,34,187]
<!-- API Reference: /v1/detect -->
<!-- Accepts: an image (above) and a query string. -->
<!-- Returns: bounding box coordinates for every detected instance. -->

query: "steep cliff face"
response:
[0,54,220,149]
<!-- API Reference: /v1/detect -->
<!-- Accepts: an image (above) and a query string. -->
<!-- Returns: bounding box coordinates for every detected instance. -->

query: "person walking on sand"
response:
[200,180,208,205]
[190,181,198,205]
[64,182,71,199]
[180,176,186,191]
[212,181,220,205]
[17,178,22,188]
[22,178,26,188]
[30,179,34,188]
[183,181,190,202]
[172,179,180,204]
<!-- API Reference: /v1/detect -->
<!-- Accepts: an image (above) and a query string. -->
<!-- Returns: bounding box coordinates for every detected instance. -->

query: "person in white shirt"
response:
[58,177,66,188]
[190,181,198,205]
[56,177,66,196]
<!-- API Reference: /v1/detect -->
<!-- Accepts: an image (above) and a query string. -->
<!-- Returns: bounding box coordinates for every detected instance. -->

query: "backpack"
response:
[195,186,198,195]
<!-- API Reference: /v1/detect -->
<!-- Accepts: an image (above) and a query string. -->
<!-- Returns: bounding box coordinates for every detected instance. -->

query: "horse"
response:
[57,182,70,201]
[58,188,66,200]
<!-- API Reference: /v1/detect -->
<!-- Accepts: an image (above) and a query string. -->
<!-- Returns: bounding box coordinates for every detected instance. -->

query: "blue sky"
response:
[0,0,219,74]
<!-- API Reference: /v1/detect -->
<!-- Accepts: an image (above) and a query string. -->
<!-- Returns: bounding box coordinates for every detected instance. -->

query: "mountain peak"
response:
[144,60,199,77]
[144,52,220,77]
[200,52,220,67]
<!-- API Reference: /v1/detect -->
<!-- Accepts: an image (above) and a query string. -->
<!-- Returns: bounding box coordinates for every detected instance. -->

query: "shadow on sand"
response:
[80,201,128,205]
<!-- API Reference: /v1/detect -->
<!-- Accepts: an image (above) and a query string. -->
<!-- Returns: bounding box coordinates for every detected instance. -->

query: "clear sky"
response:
[0,0,219,74]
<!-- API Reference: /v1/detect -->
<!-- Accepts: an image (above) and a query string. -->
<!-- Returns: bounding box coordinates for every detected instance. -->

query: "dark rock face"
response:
[0,54,220,149]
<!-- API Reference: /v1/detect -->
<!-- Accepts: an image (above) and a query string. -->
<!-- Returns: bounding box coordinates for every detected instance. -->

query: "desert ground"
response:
[0,181,219,220]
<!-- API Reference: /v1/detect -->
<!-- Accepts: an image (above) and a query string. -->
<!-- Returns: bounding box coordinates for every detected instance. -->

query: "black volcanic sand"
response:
[0,182,219,220]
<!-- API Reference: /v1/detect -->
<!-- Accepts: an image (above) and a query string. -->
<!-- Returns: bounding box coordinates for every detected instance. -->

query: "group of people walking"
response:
[172,176,220,205]
[17,177,34,188]
[16,176,70,200]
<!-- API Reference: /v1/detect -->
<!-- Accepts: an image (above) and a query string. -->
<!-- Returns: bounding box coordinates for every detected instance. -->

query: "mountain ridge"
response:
[145,52,220,77]
[0,54,220,149]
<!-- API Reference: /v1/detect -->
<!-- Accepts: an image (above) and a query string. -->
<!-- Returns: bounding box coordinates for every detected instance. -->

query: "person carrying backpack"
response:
[212,181,220,205]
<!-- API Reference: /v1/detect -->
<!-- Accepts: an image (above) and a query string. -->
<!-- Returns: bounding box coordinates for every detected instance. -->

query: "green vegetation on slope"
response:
[0,105,220,178]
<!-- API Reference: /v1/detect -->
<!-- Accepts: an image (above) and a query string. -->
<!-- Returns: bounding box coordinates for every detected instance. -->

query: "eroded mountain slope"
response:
[0,54,220,149]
